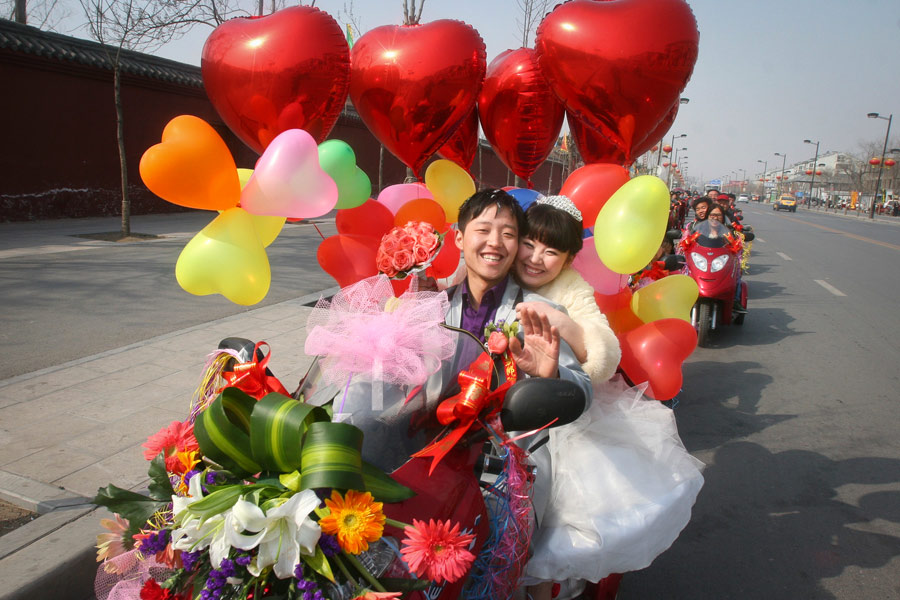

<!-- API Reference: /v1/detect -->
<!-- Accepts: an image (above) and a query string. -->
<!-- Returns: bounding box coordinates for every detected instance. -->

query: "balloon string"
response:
[313,223,327,240]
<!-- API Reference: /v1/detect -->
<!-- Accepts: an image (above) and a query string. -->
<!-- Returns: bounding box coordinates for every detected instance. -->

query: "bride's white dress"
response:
[524,376,705,586]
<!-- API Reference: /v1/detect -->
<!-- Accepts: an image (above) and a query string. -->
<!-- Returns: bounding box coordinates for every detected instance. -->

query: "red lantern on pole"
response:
[662,145,672,153]
[815,170,823,175]
[652,145,659,152]
[662,162,670,167]
[869,157,881,166]
[805,169,812,175]
[885,159,896,167]
[776,176,782,180]
[671,163,677,168]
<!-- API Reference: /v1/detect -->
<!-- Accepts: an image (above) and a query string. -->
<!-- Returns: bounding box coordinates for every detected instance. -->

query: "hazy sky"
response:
[59,0,900,186]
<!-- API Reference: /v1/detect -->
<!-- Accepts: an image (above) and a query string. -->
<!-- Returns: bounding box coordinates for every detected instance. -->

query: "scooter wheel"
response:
[734,312,745,326]
[697,303,712,347]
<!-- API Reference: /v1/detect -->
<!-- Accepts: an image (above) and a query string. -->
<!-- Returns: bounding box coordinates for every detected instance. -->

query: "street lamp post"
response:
[757,159,768,201]
[804,139,820,209]
[867,112,893,219]
[669,147,687,188]
[774,152,787,196]
[656,100,689,168]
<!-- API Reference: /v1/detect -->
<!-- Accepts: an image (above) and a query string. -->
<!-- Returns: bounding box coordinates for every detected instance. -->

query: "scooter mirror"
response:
[665,229,683,241]
[663,254,686,271]
[742,231,756,242]
[218,337,266,368]
[500,378,586,432]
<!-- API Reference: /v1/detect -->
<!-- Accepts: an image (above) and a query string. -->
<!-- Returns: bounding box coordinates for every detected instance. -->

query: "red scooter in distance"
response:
[682,220,754,347]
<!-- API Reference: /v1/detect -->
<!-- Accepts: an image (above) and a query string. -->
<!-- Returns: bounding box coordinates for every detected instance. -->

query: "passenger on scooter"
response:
[687,196,711,232]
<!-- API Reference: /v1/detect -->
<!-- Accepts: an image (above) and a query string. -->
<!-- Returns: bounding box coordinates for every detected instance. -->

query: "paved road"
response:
[619,204,900,599]
[0,213,337,376]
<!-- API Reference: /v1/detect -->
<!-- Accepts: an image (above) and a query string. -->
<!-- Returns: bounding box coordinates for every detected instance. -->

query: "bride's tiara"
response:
[535,194,583,222]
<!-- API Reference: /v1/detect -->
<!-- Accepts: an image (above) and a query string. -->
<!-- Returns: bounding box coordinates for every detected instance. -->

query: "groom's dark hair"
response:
[457,189,527,235]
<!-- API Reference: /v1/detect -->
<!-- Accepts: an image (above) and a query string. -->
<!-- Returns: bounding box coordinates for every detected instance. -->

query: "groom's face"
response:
[455,205,519,287]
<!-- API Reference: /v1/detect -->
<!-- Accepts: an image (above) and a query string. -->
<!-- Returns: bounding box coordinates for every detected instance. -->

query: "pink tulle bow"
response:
[304,275,454,389]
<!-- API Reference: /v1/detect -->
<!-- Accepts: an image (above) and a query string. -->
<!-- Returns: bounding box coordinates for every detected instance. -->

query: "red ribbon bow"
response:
[221,342,290,400]
[413,351,517,475]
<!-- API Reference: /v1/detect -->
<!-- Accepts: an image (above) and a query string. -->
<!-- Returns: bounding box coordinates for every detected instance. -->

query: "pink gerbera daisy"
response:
[142,421,199,461]
[351,593,402,600]
[400,519,476,584]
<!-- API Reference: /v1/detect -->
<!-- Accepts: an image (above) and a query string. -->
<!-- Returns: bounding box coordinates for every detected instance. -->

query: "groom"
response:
[443,188,592,524]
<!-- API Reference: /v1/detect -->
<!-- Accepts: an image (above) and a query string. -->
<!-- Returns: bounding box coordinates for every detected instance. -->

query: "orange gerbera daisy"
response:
[318,490,385,554]
[400,519,475,584]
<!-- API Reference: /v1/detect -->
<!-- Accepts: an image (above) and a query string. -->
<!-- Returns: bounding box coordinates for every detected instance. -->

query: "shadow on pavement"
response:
[618,442,900,599]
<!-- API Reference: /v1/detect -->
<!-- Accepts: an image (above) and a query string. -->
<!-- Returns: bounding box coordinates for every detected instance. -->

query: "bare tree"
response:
[4,0,69,29]
[516,0,551,48]
[402,0,425,26]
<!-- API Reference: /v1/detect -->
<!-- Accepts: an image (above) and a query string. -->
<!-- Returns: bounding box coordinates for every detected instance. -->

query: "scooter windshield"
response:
[693,219,732,248]
[297,327,493,472]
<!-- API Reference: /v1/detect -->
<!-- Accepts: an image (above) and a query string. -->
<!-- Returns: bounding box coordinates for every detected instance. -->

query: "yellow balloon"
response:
[236,168,285,247]
[424,159,475,223]
[593,175,670,274]
[631,275,699,323]
[175,207,271,306]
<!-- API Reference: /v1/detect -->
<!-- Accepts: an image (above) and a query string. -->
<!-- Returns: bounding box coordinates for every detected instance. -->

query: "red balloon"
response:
[390,278,412,297]
[632,100,679,159]
[336,199,394,239]
[201,6,350,153]
[618,318,697,401]
[567,110,626,165]
[438,107,479,173]
[594,289,642,335]
[560,163,631,228]
[535,0,699,163]
[478,48,565,184]
[317,234,379,288]
[426,234,462,279]
[349,20,486,177]
[395,198,447,231]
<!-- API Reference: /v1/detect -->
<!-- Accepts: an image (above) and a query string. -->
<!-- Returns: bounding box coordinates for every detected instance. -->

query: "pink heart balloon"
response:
[376,183,434,215]
[241,129,338,219]
[572,237,630,295]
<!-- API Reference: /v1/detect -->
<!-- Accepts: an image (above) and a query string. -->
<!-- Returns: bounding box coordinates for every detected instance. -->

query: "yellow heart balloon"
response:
[175,207,271,306]
[424,159,475,223]
[236,168,285,247]
[593,175,670,274]
[631,275,699,323]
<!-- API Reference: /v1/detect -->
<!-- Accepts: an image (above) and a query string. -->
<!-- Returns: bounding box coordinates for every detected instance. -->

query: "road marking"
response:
[776,252,792,261]
[755,237,766,243]
[815,280,847,297]
[779,214,900,252]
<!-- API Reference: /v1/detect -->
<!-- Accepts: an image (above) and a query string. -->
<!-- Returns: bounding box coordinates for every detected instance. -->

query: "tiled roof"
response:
[0,18,202,87]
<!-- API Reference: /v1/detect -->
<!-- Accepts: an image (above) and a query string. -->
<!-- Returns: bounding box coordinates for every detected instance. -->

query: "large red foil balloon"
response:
[535,0,698,163]
[438,107,479,173]
[479,48,565,185]
[201,6,350,153]
[349,20,486,177]
[567,110,626,166]
[618,318,697,400]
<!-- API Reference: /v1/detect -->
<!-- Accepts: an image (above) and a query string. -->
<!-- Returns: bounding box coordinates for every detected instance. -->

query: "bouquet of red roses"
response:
[376,221,445,279]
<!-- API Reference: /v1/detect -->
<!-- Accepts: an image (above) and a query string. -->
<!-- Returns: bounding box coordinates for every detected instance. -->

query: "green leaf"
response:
[147,452,175,501]
[380,577,431,592]
[250,394,328,473]
[300,422,365,491]
[194,388,261,476]
[185,486,246,522]
[279,470,302,492]
[93,484,165,530]
[301,546,336,583]
[361,461,415,503]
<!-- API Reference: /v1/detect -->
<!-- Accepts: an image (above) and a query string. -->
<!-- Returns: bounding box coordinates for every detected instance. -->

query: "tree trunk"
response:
[114,64,131,237]
[378,144,384,193]
[14,0,26,24]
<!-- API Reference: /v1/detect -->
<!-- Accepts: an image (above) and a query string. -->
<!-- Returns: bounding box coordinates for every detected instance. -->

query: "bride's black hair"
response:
[524,203,584,256]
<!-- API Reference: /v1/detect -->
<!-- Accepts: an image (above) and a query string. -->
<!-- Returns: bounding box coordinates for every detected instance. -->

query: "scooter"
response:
[218,330,587,600]
[681,220,754,347]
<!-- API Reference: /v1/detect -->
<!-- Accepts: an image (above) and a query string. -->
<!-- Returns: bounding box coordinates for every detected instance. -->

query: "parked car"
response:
[774,194,797,212]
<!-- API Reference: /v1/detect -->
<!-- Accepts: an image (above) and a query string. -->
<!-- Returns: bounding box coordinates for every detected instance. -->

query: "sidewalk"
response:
[0,214,337,600]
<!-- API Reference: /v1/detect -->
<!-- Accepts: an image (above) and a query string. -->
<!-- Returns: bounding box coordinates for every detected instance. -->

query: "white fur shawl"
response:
[536,267,621,383]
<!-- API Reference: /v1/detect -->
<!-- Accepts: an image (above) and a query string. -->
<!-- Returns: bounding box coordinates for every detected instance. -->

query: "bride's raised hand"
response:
[509,305,560,379]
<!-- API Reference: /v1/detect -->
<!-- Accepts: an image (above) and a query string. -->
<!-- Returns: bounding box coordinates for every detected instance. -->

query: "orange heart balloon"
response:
[140,115,240,211]
[394,198,447,232]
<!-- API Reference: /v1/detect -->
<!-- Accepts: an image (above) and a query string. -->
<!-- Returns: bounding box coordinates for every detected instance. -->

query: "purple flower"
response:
[139,529,170,556]
[317,533,341,558]
[181,550,201,572]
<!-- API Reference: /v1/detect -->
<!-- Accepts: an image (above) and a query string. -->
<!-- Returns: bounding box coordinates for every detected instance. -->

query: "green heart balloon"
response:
[318,139,371,209]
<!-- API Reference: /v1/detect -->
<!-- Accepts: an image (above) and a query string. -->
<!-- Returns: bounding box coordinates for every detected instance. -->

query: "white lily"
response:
[225,497,268,550]
[249,489,322,579]
[170,475,230,566]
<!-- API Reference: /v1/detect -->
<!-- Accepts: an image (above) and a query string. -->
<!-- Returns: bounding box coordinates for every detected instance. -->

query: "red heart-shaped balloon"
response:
[536,0,698,163]
[317,234,380,288]
[479,48,565,185]
[438,107,479,173]
[349,20,486,177]
[336,199,395,240]
[201,6,350,153]
[618,318,697,400]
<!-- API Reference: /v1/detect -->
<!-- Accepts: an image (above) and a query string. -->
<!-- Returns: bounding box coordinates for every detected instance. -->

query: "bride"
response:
[513,196,705,600]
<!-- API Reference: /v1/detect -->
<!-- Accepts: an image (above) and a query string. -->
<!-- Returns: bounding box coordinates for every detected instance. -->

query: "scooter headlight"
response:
[690,252,708,272]
[710,255,730,273]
